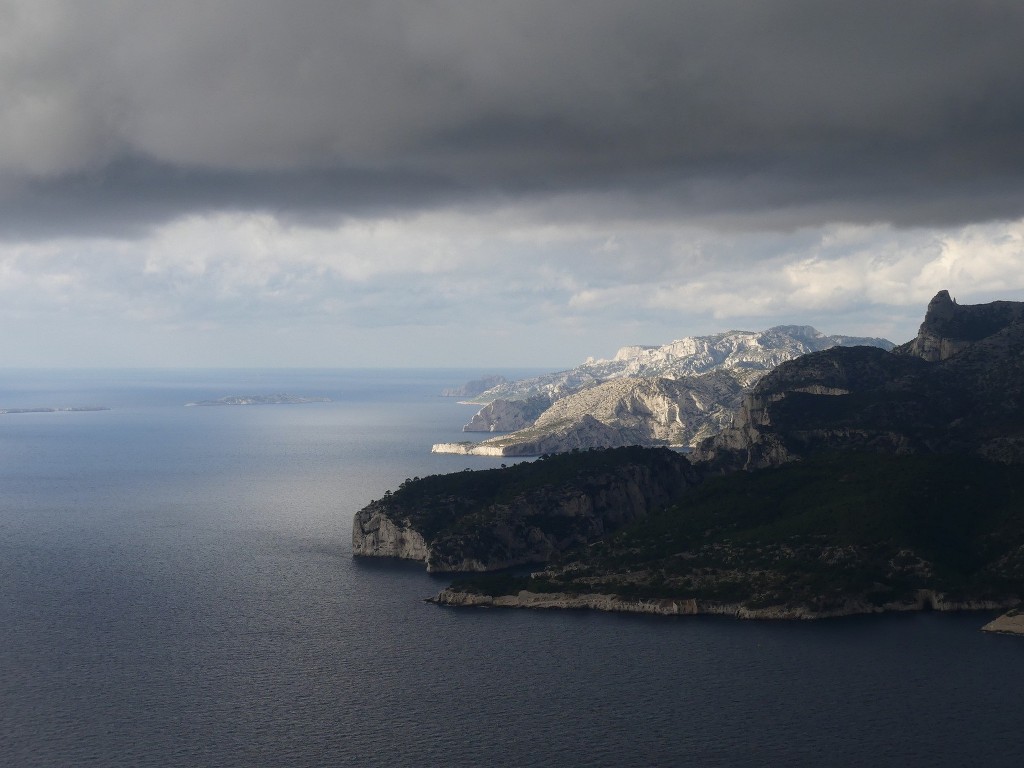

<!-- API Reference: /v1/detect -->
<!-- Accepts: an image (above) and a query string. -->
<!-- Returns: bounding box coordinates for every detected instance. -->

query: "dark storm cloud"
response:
[3,0,1024,234]
[0,158,466,239]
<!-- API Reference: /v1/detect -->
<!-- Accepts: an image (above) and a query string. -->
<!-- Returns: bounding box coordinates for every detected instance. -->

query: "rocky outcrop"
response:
[351,509,430,561]
[441,326,893,457]
[446,413,637,457]
[472,326,894,404]
[519,373,743,452]
[462,395,554,432]
[430,442,508,456]
[982,609,1024,635]
[425,450,1024,622]
[694,291,1024,470]
[429,589,699,615]
[429,588,1017,620]
[894,290,1024,362]
[436,370,761,456]
[353,446,700,572]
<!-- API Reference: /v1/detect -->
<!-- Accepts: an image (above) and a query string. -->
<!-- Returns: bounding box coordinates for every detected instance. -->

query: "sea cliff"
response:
[352,446,699,572]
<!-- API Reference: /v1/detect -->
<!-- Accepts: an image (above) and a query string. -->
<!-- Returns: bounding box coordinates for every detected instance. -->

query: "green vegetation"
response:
[450,452,1024,610]
[377,445,691,540]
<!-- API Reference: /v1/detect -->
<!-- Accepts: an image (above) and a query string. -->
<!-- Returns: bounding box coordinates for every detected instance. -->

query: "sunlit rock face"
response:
[439,326,894,457]
[469,326,894,404]
[462,395,553,433]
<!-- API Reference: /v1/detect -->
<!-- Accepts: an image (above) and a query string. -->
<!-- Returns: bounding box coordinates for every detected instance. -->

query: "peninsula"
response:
[356,292,1024,627]
[433,326,893,457]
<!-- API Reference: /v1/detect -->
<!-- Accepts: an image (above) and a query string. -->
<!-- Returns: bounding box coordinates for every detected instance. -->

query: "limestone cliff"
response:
[351,509,430,561]
[462,395,554,432]
[439,371,752,456]
[352,446,699,572]
[471,325,893,404]
[441,326,893,457]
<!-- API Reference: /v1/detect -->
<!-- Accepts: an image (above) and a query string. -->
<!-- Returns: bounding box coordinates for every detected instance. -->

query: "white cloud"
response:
[1,207,1023,366]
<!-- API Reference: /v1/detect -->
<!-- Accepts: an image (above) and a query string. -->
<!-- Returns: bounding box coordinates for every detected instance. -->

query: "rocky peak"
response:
[694,292,1024,471]
[895,289,1024,362]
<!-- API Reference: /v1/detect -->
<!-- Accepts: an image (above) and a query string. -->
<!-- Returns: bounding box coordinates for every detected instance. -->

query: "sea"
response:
[2,368,1023,768]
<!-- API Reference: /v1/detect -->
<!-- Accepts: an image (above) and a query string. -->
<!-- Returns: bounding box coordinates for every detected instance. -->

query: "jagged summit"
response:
[895,290,1024,362]
[695,291,1024,469]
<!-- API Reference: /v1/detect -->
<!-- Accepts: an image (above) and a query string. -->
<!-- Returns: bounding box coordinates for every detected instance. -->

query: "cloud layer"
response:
[2,2,1024,366]
[4,1,1024,232]
[3,207,1023,366]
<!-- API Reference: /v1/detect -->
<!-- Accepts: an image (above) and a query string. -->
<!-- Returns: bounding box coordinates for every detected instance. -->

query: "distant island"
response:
[185,394,331,406]
[0,406,110,414]
[439,375,509,398]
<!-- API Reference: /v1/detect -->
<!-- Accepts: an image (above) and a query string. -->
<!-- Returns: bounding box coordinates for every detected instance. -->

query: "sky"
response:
[2,0,1024,368]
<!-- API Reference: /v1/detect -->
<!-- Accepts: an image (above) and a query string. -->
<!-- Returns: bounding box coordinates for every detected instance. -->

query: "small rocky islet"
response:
[356,292,1024,632]
[185,393,331,406]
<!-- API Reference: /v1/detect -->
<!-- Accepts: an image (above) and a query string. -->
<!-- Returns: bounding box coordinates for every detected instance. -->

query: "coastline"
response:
[981,608,1024,635]
[428,587,1021,624]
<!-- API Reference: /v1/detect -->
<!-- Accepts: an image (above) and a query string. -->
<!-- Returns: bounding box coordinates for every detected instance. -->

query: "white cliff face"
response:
[435,371,752,456]
[469,326,893,403]
[352,506,430,562]
[438,326,894,457]
[462,395,553,433]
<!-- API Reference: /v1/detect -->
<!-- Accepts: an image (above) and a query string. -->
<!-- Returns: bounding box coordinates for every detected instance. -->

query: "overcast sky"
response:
[3,0,1024,368]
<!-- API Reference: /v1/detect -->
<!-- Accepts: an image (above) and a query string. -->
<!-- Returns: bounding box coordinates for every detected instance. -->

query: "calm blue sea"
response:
[1,369,1023,768]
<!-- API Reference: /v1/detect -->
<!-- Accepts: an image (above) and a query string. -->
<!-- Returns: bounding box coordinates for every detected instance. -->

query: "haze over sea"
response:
[2,369,1023,768]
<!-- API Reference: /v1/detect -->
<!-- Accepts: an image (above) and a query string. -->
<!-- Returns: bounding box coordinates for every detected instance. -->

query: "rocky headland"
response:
[430,451,1024,621]
[353,446,699,572]
[435,326,893,457]
[360,292,1024,627]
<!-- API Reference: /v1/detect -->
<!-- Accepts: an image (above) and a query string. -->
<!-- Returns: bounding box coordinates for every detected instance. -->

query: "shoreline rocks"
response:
[429,587,1020,623]
[981,609,1024,635]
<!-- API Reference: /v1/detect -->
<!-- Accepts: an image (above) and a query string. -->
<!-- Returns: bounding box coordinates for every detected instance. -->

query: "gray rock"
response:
[440,326,893,457]
[462,395,554,432]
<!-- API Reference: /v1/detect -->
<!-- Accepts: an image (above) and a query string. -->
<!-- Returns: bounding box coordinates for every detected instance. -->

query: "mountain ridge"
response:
[436,325,894,457]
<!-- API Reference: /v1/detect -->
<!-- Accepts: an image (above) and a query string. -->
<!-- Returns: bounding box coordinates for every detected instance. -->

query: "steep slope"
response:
[462,395,554,432]
[353,446,699,572]
[436,453,1024,618]
[437,326,893,456]
[437,371,753,456]
[471,326,894,403]
[893,289,1024,361]
[694,291,1024,470]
